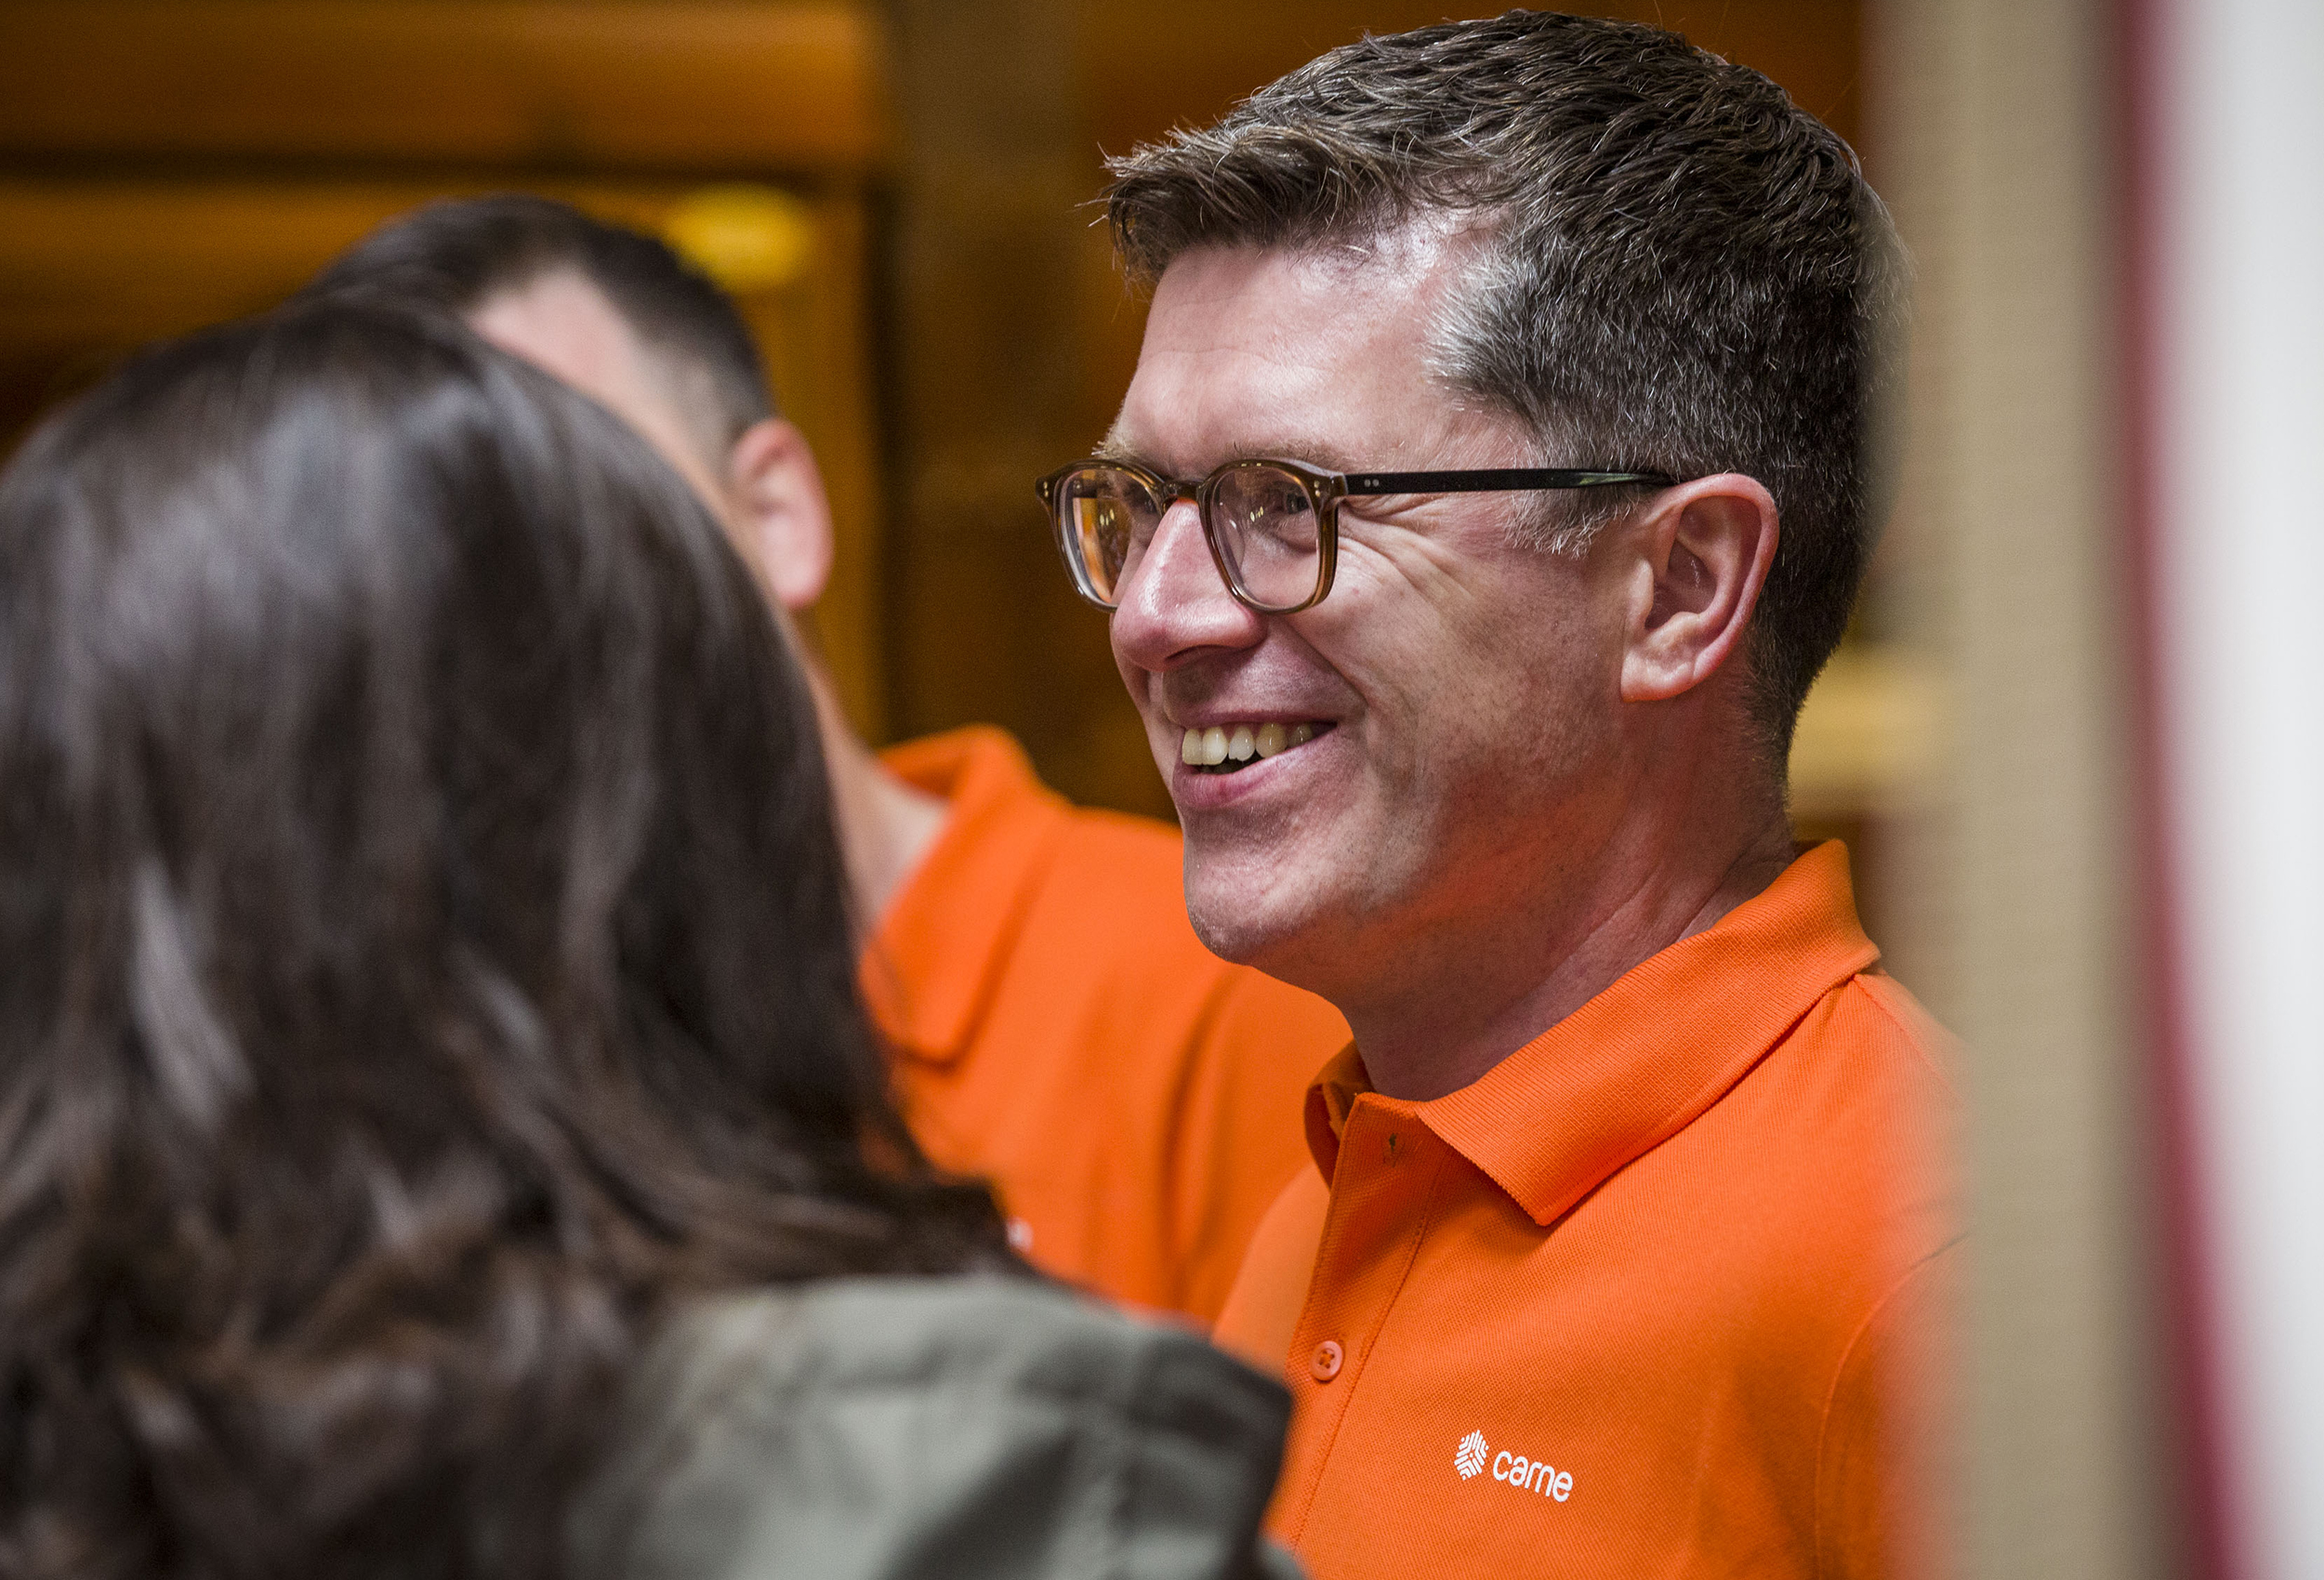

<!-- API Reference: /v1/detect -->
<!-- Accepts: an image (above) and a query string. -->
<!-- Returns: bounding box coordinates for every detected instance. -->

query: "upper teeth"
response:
[1180,721,1316,766]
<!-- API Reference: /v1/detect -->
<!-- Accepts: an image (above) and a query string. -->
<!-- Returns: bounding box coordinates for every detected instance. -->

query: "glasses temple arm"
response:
[1340,467,1674,495]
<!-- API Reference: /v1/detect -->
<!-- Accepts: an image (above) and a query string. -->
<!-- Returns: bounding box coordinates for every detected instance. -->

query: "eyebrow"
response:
[1091,430,1368,480]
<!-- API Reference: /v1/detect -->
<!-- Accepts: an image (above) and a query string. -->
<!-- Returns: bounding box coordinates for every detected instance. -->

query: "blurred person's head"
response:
[309,193,835,615]
[0,299,1007,1579]
[309,195,944,923]
[1087,11,1906,1060]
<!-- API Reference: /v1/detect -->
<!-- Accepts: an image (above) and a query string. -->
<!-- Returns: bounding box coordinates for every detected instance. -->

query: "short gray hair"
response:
[1104,10,1909,757]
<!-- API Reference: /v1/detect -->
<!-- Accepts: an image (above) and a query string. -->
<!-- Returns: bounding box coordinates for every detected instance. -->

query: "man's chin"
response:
[1184,883,1330,990]
[1186,902,1267,968]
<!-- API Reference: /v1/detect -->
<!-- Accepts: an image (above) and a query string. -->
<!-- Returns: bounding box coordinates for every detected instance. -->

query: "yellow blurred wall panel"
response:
[0,3,891,175]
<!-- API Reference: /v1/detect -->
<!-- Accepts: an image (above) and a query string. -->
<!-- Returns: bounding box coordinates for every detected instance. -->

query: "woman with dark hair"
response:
[0,300,1290,1580]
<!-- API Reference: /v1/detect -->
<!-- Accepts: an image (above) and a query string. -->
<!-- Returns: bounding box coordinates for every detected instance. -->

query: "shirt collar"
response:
[1303,1041,1374,1180]
[860,727,1071,1064]
[1304,842,1879,1225]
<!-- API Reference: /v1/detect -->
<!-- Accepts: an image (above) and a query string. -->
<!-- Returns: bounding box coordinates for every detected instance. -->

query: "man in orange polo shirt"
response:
[1046,11,1950,1574]
[311,197,1347,1322]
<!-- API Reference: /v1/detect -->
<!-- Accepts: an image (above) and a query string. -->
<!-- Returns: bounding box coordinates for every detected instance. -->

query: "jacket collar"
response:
[860,728,1071,1065]
[1305,842,1878,1226]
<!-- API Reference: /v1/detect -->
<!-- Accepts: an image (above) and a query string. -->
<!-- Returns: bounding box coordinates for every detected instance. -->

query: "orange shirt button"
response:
[1309,1339,1345,1382]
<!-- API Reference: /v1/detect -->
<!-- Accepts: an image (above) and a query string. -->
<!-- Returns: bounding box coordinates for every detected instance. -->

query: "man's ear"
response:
[1618,473,1779,704]
[725,418,834,612]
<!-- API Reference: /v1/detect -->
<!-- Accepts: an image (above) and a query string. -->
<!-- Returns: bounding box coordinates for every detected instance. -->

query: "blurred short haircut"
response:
[1103,10,1910,755]
[310,193,774,468]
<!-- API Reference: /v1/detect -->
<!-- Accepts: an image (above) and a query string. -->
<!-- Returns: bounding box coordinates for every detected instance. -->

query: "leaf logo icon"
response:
[1456,1429,1490,1480]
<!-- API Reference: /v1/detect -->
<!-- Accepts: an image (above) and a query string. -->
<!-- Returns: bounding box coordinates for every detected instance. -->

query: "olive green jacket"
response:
[571,1277,1300,1580]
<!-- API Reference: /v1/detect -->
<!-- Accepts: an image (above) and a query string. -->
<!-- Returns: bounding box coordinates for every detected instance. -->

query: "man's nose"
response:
[1108,499,1265,672]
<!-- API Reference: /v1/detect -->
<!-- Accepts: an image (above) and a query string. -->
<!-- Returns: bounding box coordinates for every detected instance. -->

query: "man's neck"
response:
[803,667,949,932]
[1344,797,1798,1104]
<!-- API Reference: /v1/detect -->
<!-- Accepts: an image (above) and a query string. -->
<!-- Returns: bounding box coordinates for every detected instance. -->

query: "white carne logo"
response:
[1455,1430,1491,1480]
[1488,1442,1574,1503]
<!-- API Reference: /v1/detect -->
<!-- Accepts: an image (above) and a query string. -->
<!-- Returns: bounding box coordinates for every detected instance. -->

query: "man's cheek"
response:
[1129,693,1178,770]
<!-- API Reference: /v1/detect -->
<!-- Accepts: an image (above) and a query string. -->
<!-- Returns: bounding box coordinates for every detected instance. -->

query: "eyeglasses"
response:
[1036,456,1675,614]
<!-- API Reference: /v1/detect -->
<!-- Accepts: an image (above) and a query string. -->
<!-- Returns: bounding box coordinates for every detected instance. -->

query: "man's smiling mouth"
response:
[1179,721,1335,774]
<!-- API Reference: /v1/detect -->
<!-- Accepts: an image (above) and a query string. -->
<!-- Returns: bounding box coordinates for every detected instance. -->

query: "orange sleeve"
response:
[1212,1167,1331,1376]
[1816,1241,1959,1580]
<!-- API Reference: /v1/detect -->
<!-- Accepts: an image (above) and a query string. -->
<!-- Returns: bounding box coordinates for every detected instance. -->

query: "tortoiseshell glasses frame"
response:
[1036,456,1675,615]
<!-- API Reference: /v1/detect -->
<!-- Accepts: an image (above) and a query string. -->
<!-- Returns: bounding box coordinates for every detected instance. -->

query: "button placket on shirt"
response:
[1280,1098,1446,1535]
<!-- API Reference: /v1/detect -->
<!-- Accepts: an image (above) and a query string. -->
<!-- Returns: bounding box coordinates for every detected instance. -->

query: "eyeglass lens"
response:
[1206,464,1320,612]
[1058,467,1159,605]
[1055,463,1323,612]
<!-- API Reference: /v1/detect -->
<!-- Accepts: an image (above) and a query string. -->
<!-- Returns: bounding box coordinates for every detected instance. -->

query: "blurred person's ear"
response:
[727,418,833,611]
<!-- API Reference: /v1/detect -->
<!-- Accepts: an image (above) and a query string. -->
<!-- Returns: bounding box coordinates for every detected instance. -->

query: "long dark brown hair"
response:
[0,300,1010,1580]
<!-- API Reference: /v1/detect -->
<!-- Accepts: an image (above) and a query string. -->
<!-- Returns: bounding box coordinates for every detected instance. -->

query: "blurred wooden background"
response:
[4,11,2212,1571]
[0,0,1921,940]
[0,2,896,741]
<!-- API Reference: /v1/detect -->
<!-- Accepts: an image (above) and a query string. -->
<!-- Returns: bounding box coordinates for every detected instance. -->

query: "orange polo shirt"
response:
[1214,842,1956,1578]
[861,726,1349,1323]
